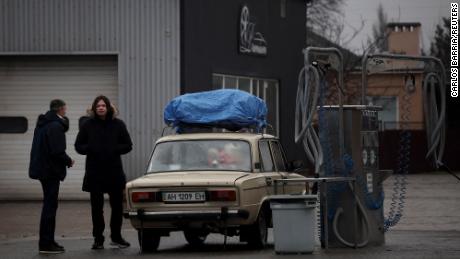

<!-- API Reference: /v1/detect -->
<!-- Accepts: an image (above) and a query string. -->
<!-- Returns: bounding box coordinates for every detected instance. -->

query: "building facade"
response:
[181,0,307,162]
[0,0,180,199]
[347,22,425,131]
[0,0,307,199]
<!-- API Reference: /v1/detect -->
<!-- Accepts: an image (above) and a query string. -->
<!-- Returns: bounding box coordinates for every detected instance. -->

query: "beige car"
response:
[125,132,307,252]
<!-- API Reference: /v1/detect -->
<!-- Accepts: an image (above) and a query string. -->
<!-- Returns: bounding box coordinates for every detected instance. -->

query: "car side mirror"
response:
[288,160,304,172]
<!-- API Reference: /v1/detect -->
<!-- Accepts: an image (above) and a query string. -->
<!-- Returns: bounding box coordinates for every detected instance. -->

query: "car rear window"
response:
[147,140,252,173]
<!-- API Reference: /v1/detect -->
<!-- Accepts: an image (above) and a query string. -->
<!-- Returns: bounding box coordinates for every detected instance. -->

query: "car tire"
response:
[184,230,209,246]
[246,208,268,249]
[137,229,161,253]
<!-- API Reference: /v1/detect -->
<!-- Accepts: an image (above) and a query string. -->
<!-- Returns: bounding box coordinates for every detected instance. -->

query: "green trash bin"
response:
[270,194,318,254]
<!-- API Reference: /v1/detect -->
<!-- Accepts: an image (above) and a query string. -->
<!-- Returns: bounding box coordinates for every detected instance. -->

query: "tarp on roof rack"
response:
[164,89,267,132]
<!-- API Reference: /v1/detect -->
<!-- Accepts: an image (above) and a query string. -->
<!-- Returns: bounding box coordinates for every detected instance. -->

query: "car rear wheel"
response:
[246,208,268,249]
[184,230,209,246]
[137,229,161,253]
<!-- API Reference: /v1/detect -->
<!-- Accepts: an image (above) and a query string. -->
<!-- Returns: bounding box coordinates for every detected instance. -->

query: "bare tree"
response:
[430,17,450,71]
[430,17,459,127]
[341,3,395,104]
[306,0,345,42]
[367,3,389,54]
[306,1,396,105]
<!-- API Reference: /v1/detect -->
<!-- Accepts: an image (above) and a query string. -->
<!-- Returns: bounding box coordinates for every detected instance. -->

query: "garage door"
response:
[0,55,118,200]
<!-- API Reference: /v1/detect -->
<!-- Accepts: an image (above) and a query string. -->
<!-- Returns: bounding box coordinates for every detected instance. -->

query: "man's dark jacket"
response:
[75,116,132,193]
[29,111,72,181]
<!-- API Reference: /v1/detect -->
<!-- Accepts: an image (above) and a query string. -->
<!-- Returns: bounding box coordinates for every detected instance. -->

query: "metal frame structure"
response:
[295,47,346,174]
[361,53,447,167]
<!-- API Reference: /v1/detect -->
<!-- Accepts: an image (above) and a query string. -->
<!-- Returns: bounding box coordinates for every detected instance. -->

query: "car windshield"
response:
[147,140,252,173]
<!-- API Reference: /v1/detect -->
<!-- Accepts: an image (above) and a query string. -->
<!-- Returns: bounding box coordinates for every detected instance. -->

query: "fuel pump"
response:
[294,50,448,248]
[295,47,380,248]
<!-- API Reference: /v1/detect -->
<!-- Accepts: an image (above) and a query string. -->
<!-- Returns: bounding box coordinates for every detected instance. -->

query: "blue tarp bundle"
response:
[164,89,267,132]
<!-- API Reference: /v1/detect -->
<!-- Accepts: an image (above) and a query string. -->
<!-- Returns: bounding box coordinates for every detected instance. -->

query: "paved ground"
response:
[0,172,459,258]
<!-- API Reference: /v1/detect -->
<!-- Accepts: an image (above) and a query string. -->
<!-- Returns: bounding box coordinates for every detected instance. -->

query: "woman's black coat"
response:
[75,116,132,193]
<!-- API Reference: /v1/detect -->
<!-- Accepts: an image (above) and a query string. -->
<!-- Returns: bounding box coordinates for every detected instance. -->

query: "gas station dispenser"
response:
[319,105,388,248]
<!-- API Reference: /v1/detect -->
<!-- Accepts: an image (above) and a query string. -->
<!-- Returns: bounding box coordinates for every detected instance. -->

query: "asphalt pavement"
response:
[0,172,459,258]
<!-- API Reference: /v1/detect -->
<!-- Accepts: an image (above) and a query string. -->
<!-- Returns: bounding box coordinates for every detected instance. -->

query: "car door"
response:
[270,140,305,194]
[258,140,283,195]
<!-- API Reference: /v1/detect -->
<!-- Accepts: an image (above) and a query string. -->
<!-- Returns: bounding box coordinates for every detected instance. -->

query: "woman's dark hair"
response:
[91,95,114,119]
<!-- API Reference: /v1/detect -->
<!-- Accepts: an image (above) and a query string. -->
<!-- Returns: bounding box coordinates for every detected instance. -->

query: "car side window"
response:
[271,141,287,171]
[259,141,275,172]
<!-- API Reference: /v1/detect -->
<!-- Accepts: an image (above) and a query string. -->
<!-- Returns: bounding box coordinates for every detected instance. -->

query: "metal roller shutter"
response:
[0,55,118,200]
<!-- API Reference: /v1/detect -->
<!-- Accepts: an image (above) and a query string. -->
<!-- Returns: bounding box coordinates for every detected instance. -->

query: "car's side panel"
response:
[235,172,277,223]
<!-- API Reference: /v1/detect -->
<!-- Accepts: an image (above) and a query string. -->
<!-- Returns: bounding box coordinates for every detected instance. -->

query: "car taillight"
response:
[131,191,156,202]
[208,190,236,202]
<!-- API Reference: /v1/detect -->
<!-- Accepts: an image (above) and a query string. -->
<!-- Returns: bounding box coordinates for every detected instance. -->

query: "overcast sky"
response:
[341,0,452,54]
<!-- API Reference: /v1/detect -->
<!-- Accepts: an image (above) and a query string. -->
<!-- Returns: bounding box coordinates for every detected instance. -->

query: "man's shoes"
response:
[91,239,104,250]
[53,241,64,249]
[39,243,65,254]
[110,237,130,248]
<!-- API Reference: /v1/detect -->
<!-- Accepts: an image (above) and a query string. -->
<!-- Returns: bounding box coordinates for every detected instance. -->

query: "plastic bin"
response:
[270,195,318,254]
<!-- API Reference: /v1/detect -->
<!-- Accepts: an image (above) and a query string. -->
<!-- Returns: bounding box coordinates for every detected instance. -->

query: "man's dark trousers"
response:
[39,179,60,247]
[90,190,124,242]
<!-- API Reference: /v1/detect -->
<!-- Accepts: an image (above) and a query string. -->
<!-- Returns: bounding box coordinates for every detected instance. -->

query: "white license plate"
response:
[162,192,206,202]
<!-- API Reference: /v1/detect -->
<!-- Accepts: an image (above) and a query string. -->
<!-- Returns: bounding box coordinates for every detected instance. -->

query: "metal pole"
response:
[303,47,346,168]
[353,179,358,248]
[321,180,329,249]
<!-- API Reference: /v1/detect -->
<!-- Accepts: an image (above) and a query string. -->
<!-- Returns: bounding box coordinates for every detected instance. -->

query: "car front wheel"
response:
[137,229,161,253]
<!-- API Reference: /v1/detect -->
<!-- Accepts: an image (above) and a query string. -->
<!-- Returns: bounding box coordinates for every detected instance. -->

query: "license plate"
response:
[162,192,206,202]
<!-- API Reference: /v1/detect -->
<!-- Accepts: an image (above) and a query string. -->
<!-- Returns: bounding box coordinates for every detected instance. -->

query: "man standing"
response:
[29,99,74,254]
[75,95,132,249]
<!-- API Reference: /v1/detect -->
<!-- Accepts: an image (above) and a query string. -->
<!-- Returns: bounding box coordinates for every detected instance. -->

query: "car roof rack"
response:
[160,123,276,138]
[161,123,267,137]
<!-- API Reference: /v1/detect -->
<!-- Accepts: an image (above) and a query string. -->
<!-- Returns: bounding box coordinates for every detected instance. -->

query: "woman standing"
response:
[75,95,133,249]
